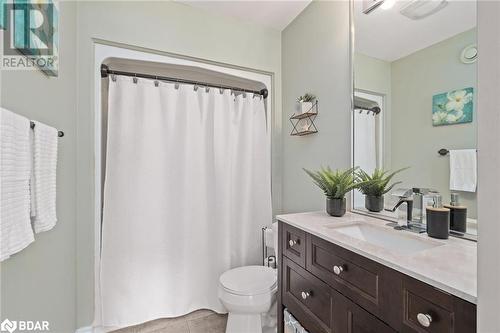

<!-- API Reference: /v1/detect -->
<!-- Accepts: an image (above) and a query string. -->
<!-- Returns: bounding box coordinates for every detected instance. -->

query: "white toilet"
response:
[218,265,277,333]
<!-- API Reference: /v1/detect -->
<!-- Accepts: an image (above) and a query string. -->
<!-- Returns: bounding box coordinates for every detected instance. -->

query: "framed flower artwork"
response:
[432,87,473,126]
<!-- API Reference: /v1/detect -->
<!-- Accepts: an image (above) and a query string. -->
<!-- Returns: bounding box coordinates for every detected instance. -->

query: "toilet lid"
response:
[220,265,277,296]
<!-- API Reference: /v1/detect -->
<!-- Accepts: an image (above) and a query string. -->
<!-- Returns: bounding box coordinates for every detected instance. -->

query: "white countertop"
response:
[276,211,477,304]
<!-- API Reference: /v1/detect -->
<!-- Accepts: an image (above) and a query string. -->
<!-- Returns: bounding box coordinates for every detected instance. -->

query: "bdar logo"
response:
[0,319,17,333]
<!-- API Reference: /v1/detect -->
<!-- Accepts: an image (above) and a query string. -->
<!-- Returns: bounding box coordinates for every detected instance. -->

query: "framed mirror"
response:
[351,0,477,240]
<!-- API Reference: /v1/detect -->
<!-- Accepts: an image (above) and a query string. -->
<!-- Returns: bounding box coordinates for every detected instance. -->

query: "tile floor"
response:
[112,310,227,333]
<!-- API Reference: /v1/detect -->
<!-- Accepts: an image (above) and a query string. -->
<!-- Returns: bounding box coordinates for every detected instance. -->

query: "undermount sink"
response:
[324,223,443,255]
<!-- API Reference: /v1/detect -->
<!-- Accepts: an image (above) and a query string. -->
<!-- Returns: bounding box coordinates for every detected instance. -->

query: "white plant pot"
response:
[300,101,313,114]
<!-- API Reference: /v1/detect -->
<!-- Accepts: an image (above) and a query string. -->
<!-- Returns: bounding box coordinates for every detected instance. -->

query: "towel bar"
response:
[30,121,64,137]
[438,148,477,156]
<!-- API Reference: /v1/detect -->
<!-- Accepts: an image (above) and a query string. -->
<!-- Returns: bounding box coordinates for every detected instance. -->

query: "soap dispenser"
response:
[444,193,467,234]
[426,194,450,239]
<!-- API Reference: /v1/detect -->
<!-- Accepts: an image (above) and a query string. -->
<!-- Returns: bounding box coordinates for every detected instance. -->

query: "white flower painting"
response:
[432,88,473,126]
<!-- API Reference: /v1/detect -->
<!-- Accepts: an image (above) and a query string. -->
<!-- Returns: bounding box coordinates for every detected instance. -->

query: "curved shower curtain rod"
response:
[100,64,269,98]
[353,95,381,115]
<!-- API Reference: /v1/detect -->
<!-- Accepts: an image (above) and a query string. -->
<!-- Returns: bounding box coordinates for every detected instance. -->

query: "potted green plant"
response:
[304,166,360,217]
[356,167,407,212]
[297,93,316,114]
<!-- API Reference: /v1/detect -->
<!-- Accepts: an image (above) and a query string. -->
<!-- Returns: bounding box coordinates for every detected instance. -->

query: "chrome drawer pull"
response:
[301,291,311,300]
[417,313,432,327]
[333,265,344,275]
[289,239,299,247]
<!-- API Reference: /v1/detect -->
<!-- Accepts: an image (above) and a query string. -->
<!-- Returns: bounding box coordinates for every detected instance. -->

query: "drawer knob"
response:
[301,291,311,300]
[417,313,432,327]
[289,239,299,247]
[333,265,344,275]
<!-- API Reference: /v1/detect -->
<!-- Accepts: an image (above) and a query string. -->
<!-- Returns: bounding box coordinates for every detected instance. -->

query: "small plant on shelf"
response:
[297,93,316,114]
[297,93,316,103]
[303,166,363,217]
[356,167,408,212]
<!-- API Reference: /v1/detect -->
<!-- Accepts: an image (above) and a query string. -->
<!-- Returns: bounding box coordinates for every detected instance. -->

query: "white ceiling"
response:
[355,0,477,62]
[179,1,312,31]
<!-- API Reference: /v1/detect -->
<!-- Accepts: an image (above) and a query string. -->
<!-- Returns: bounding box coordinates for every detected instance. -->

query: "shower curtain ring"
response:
[133,74,138,84]
[154,76,159,87]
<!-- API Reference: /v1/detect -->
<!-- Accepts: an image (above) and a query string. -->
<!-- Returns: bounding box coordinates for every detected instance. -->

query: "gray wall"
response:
[354,53,392,96]
[477,1,500,330]
[0,2,77,332]
[281,1,351,213]
[391,29,477,217]
[75,1,282,328]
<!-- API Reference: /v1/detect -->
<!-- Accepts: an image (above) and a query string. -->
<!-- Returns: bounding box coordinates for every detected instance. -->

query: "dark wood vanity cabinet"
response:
[306,233,403,329]
[282,257,333,333]
[400,276,477,333]
[334,291,396,333]
[278,222,477,333]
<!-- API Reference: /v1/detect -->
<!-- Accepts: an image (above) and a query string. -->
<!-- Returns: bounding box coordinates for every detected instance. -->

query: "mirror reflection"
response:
[352,0,477,238]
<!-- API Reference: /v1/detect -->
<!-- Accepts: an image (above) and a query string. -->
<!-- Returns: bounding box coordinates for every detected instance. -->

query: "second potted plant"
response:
[356,168,407,212]
[304,166,361,217]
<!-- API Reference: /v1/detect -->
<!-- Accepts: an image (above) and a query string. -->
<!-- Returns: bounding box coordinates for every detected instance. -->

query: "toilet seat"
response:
[219,265,277,296]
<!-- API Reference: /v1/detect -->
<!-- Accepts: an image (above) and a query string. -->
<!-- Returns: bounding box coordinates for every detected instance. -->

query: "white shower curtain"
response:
[100,76,272,328]
[353,92,380,209]
[353,111,378,209]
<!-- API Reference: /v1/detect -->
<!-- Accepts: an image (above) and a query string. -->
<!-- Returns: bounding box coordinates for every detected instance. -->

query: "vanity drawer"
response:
[282,256,333,333]
[281,222,306,267]
[402,277,476,333]
[306,234,402,330]
[333,288,396,333]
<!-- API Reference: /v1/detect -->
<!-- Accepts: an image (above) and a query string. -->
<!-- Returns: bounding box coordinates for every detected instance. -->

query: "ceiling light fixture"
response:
[400,0,448,20]
[362,0,395,14]
[381,0,396,10]
[362,0,384,14]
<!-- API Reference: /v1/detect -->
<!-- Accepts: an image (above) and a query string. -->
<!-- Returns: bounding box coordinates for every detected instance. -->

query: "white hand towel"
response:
[31,120,58,233]
[449,149,477,192]
[0,108,35,261]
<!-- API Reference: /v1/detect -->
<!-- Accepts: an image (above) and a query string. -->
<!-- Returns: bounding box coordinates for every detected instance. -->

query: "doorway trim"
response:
[92,39,280,329]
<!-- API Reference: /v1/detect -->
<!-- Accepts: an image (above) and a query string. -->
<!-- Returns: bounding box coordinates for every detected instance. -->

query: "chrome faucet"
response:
[411,187,438,225]
[385,188,427,233]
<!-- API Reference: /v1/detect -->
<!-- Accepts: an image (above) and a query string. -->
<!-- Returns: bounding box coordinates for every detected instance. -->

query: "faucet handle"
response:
[385,197,413,213]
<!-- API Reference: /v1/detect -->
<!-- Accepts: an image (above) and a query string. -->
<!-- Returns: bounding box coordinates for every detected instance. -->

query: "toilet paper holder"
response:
[262,226,276,268]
